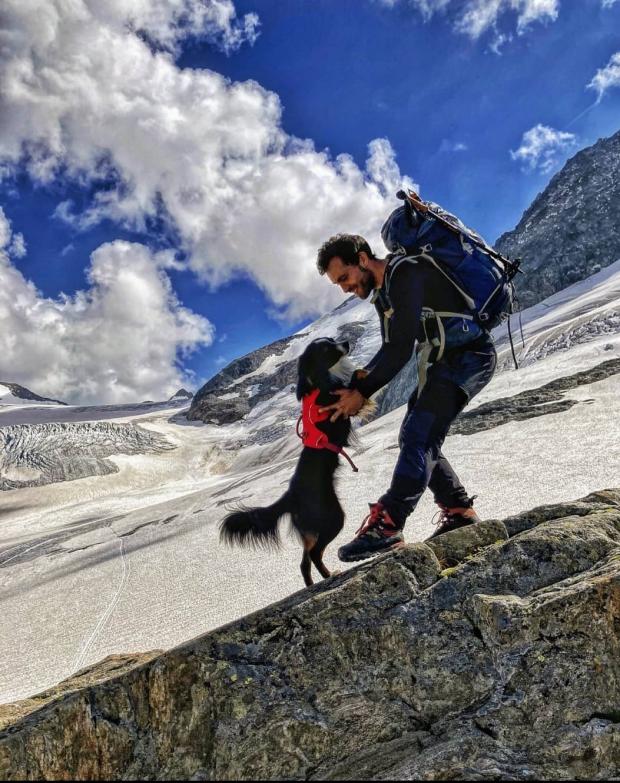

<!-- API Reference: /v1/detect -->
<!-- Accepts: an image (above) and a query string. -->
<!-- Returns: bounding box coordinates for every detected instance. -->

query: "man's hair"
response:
[316,234,375,275]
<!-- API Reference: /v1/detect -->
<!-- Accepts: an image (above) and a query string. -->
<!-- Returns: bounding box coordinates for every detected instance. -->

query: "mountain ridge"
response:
[495,128,620,307]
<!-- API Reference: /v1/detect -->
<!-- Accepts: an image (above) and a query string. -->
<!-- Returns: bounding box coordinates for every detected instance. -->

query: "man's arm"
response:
[353,262,423,399]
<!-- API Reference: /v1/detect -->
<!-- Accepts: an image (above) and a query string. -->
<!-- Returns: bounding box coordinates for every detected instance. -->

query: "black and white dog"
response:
[220,337,355,586]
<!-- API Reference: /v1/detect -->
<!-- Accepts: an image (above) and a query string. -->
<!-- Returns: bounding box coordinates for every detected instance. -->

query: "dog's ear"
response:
[296,351,332,399]
[296,353,313,400]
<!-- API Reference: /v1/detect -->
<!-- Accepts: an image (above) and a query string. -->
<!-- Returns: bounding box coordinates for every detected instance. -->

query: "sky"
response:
[1,0,619,405]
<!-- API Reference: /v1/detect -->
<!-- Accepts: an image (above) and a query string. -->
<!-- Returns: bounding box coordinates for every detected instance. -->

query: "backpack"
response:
[381,190,521,331]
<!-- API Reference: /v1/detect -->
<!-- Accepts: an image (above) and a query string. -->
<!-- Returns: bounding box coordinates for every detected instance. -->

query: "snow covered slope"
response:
[494,258,620,369]
[0,264,619,706]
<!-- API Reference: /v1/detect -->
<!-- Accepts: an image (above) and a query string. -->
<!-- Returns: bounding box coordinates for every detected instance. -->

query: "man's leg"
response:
[428,451,472,509]
[337,377,465,562]
[378,379,468,527]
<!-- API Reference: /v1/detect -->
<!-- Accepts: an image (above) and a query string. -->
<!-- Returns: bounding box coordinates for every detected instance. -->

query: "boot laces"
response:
[355,503,396,538]
[431,506,452,531]
[432,495,478,530]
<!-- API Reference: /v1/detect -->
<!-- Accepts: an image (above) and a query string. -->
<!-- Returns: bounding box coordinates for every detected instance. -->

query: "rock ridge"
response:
[1,489,619,780]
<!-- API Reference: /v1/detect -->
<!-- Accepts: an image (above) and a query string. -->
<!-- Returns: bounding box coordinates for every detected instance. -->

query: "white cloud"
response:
[439,139,468,153]
[587,52,620,102]
[379,0,559,38]
[98,0,259,54]
[0,208,213,404]
[0,0,415,328]
[510,124,577,173]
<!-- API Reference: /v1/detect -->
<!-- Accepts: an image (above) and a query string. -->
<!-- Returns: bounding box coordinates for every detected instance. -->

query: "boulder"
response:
[1,489,620,780]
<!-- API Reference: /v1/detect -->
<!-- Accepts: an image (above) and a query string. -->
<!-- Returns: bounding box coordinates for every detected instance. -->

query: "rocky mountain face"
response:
[2,488,619,780]
[186,305,372,427]
[187,334,305,425]
[496,129,620,308]
[0,382,66,406]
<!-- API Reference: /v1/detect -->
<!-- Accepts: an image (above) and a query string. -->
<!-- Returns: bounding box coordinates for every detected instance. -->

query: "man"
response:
[316,232,497,562]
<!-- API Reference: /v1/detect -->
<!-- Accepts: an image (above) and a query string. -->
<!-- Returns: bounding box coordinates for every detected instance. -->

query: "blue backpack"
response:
[381,191,520,331]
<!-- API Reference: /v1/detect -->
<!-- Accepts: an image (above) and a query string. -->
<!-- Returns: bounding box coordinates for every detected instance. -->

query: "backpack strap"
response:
[381,254,482,397]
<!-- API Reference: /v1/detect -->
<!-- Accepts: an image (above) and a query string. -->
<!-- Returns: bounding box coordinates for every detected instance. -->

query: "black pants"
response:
[379,334,497,528]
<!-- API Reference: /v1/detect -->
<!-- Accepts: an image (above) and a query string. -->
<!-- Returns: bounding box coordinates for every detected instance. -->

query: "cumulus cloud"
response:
[0,208,213,404]
[378,0,559,38]
[0,0,414,325]
[95,0,259,54]
[587,52,620,102]
[510,124,577,173]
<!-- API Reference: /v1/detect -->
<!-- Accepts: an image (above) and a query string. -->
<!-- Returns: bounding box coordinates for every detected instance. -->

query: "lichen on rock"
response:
[1,489,619,780]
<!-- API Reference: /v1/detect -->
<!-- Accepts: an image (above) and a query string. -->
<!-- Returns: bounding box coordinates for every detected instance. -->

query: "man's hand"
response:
[320,388,366,422]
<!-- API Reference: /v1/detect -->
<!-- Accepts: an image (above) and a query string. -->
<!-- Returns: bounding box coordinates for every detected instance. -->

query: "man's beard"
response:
[358,267,376,299]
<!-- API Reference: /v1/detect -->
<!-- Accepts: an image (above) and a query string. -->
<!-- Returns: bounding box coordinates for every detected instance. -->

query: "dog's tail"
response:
[219,493,291,550]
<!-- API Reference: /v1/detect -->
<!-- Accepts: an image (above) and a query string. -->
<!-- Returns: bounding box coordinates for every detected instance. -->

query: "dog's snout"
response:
[339,341,350,354]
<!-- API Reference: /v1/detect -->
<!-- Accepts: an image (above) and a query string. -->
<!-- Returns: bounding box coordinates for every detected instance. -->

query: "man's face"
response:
[325,256,374,299]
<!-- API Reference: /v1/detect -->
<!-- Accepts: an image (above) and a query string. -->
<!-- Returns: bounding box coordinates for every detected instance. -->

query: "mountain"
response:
[188,129,620,431]
[186,300,378,437]
[0,382,66,406]
[495,129,620,308]
[1,150,620,753]
[168,389,193,402]
[185,260,620,437]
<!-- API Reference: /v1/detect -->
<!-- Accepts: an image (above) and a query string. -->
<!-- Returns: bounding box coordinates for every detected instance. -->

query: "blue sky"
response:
[1,0,619,404]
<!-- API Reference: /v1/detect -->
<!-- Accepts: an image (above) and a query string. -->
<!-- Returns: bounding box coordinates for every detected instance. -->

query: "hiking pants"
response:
[379,333,497,528]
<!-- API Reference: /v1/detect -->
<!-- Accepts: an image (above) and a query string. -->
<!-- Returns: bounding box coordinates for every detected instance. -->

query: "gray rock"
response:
[1,489,619,780]
[496,129,620,309]
[187,323,368,427]
[452,357,620,436]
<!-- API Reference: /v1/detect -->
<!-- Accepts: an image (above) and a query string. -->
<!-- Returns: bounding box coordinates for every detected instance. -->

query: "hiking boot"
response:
[426,503,481,540]
[338,502,404,562]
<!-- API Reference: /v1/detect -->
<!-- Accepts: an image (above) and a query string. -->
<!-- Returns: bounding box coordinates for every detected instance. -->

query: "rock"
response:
[187,323,367,427]
[1,489,619,780]
[168,389,193,402]
[495,129,620,309]
[452,357,620,436]
[0,382,66,406]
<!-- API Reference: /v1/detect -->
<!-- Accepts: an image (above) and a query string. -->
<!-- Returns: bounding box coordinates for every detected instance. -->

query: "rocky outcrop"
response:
[0,382,66,406]
[0,422,175,490]
[496,129,620,308]
[2,489,620,780]
[168,389,193,402]
[187,334,304,424]
[451,356,620,436]
[187,322,368,427]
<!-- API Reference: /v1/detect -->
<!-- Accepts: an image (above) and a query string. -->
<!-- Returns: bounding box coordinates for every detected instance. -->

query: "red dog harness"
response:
[296,389,359,472]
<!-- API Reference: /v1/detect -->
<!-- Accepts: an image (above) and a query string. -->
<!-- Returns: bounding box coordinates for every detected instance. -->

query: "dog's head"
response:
[296,338,350,400]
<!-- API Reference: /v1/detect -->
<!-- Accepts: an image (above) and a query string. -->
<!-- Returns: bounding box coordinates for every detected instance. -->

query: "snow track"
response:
[70,538,130,676]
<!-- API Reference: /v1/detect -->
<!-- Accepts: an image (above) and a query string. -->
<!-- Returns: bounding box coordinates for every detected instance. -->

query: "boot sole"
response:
[338,540,405,563]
